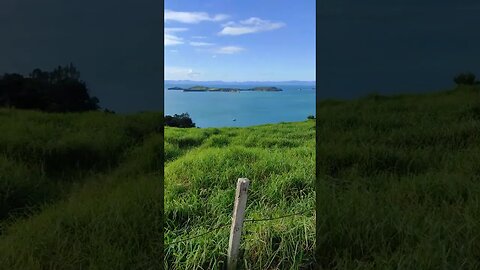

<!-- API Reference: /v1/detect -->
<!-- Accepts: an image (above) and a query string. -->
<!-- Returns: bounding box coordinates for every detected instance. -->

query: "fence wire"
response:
[165,222,231,246]
[165,209,314,246]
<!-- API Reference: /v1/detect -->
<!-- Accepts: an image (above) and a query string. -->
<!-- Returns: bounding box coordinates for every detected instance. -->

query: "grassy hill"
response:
[0,110,163,269]
[316,85,480,269]
[164,120,316,269]
[0,85,478,269]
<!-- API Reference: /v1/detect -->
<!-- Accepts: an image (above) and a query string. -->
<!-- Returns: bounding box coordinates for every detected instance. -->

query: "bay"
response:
[164,84,315,128]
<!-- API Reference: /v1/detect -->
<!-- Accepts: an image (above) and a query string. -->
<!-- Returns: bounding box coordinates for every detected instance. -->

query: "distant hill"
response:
[165,80,315,86]
[167,85,283,92]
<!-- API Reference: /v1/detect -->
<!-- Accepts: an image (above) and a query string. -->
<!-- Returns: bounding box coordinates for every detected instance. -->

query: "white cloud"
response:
[187,69,201,77]
[165,10,229,24]
[165,34,183,46]
[165,27,188,32]
[165,66,201,80]
[222,21,236,27]
[215,46,245,54]
[164,28,188,46]
[192,36,207,39]
[190,41,215,47]
[219,17,285,35]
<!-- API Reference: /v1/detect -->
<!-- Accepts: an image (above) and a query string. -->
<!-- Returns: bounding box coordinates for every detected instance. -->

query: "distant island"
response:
[165,80,315,86]
[168,85,283,92]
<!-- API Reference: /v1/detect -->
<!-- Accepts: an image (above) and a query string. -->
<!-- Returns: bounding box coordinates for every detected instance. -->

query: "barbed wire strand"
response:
[165,222,231,246]
[165,209,313,246]
[244,209,314,223]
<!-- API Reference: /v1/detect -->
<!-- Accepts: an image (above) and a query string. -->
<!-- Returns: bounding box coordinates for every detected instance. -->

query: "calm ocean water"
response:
[164,84,315,128]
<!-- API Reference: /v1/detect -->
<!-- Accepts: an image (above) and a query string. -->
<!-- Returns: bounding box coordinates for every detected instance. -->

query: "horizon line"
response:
[165,79,316,82]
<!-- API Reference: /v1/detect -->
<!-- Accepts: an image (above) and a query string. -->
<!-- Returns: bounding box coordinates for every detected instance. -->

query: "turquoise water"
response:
[164,84,315,128]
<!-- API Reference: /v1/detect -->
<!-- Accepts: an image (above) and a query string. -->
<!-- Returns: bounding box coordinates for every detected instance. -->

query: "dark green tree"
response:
[0,64,100,112]
[164,113,196,128]
[454,72,476,86]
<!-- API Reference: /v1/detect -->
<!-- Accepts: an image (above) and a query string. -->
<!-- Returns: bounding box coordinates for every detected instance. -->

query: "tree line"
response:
[0,63,101,112]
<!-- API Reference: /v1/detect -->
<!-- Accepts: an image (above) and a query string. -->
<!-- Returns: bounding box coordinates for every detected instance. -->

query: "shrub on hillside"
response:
[366,92,387,101]
[454,72,476,86]
[103,108,116,114]
[164,113,196,128]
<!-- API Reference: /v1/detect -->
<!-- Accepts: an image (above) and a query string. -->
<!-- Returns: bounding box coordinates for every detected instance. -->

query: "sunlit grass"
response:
[165,120,316,269]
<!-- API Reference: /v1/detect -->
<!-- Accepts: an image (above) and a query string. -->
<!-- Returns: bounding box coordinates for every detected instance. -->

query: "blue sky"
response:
[164,0,315,81]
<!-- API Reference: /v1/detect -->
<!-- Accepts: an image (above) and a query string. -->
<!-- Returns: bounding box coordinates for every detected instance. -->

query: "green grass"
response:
[1,85,478,269]
[316,86,480,269]
[164,121,316,269]
[0,109,163,269]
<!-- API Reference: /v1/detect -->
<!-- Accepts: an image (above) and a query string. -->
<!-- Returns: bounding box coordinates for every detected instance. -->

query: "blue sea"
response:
[164,84,315,128]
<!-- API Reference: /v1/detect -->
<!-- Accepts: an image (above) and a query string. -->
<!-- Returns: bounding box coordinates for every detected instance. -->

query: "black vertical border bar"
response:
[315,0,321,268]
[160,0,165,269]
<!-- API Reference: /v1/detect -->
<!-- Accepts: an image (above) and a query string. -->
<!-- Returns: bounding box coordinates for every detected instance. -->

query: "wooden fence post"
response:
[227,178,250,270]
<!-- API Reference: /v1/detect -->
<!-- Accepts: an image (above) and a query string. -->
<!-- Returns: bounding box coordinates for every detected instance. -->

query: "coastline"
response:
[167,86,283,92]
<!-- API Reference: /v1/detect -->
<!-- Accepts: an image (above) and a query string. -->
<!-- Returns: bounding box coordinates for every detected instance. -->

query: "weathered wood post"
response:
[227,178,250,270]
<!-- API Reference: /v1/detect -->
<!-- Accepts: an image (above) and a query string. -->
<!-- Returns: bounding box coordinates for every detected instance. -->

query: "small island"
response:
[167,85,283,92]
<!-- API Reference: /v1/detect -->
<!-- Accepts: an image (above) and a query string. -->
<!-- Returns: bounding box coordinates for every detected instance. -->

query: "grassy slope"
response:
[0,110,163,269]
[316,86,480,269]
[165,121,316,269]
[1,86,478,269]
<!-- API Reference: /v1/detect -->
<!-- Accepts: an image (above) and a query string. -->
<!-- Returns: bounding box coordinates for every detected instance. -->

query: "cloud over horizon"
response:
[164,28,188,46]
[165,10,229,24]
[215,46,245,54]
[165,66,201,80]
[190,41,215,47]
[219,17,285,35]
